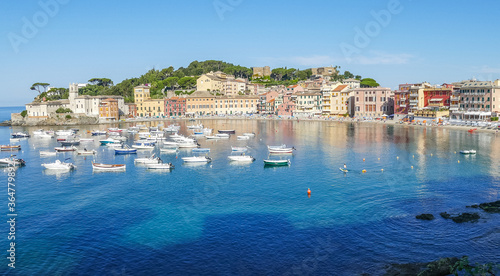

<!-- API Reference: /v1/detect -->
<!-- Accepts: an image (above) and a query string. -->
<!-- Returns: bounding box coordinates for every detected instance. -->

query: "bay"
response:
[0,119,499,275]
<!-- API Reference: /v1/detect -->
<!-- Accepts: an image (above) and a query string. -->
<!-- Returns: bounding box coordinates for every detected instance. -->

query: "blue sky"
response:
[1,0,500,106]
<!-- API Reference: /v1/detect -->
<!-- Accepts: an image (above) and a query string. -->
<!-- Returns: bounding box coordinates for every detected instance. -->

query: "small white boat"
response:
[134,154,161,164]
[206,136,220,139]
[460,149,476,154]
[54,146,78,152]
[269,147,295,154]
[55,130,74,136]
[268,144,287,150]
[33,129,46,135]
[41,159,76,171]
[9,138,20,143]
[146,162,174,170]
[187,124,203,129]
[237,136,250,140]
[231,146,248,152]
[37,133,54,139]
[228,155,255,162]
[0,156,26,167]
[178,142,199,148]
[92,162,126,172]
[77,149,97,155]
[132,143,155,150]
[216,133,230,139]
[160,148,179,153]
[40,151,57,157]
[182,156,212,163]
[243,132,255,137]
[106,143,124,148]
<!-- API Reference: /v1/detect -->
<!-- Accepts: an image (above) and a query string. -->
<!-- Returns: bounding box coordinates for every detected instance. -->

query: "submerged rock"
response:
[416,214,435,220]
[478,200,500,213]
[384,257,459,276]
[440,212,480,223]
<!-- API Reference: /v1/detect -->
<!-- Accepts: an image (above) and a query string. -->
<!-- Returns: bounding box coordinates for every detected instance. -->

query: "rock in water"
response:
[479,200,500,213]
[416,214,435,220]
[440,212,480,223]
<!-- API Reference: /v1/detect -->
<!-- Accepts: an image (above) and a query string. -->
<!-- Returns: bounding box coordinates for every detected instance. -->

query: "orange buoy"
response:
[362,169,367,173]
[363,158,365,162]
[307,188,311,195]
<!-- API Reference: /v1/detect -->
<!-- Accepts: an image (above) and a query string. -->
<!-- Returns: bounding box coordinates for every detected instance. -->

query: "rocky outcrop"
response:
[468,200,500,213]
[416,214,435,220]
[384,257,459,276]
[11,114,99,126]
[440,212,480,223]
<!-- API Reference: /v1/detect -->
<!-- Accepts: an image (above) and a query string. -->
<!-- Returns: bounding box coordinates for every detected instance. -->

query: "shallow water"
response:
[0,119,499,275]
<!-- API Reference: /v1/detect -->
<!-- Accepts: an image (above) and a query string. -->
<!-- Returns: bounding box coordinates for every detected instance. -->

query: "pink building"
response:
[353,87,393,118]
[276,93,295,116]
[394,84,412,120]
[258,91,279,114]
[165,97,186,117]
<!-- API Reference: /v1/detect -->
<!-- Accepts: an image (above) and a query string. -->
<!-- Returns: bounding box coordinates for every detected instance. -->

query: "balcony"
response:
[409,100,418,104]
[450,96,460,101]
[399,104,407,107]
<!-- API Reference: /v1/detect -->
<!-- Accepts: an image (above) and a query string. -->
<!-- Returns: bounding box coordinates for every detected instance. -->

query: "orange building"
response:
[99,98,119,120]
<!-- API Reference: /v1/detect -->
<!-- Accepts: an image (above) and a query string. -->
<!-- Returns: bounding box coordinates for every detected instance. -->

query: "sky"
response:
[1,0,500,106]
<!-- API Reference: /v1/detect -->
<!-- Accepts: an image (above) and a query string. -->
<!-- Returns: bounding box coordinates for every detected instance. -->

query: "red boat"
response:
[1,145,21,151]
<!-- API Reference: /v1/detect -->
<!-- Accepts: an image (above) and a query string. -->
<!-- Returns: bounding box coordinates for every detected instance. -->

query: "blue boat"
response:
[91,130,107,136]
[192,148,210,153]
[114,145,137,154]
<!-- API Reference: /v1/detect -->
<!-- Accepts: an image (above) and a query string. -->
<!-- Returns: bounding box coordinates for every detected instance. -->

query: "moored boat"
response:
[218,130,235,134]
[114,145,137,154]
[60,140,80,146]
[11,132,30,138]
[263,159,291,166]
[92,162,126,172]
[132,143,155,150]
[146,162,175,170]
[237,136,250,140]
[182,156,212,163]
[41,159,76,171]
[215,133,230,139]
[0,156,26,167]
[1,145,21,151]
[40,151,57,157]
[268,147,295,154]
[243,132,255,137]
[77,149,97,155]
[460,149,477,154]
[192,148,210,153]
[231,146,248,152]
[99,138,121,145]
[134,154,161,164]
[228,155,255,162]
[91,130,107,136]
[54,146,77,152]
[205,135,220,139]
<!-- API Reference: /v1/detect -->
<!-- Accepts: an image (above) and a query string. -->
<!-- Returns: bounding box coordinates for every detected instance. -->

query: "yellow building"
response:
[330,85,351,115]
[214,95,259,115]
[196,72,227,92]
[99,98,119,120]
[134,84,165,117]
[186,91,215,116]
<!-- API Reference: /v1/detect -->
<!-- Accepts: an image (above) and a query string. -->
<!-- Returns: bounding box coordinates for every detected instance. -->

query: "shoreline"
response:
[3,115,499,135]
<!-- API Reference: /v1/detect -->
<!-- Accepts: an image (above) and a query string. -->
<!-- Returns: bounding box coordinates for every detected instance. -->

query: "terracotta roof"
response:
[333,85,348,92]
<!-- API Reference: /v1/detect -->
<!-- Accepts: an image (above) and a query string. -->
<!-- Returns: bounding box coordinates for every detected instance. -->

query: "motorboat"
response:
[177,142,199,148]
[106,143,124,148]
[182,156,212,163]
[237,136,250,140]
[54,146,77,152]
[269,147,295,154]
[99,138,121,145]
[60,140,80,146]
[0,156,26,167]
[192,148,210,153]
[77,149,97,155]
[218,130,235,134]
[231,146,248,152]
[243,132,255,137]
[91,130,107,136]
[114,145,137,154]
[146,162,174,170]
[55,130,74,136]
[268,144,287,150]
[162,141,179,147]
[132,143,155,150]
[40,151,57,157]
[263,159,291,166]
[1,145,21,151]
[134,154,161,164]
[92,162,126,172]
[160,147,179,153]
[215,133,230,139]
[108,128,122,133]
[206,136,220,139]
[41,159,76,171]
[460,149,477,154]
[11,132,30,138]
[228,155,255,162]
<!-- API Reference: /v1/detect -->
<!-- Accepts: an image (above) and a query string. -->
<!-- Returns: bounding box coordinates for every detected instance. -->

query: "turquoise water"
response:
[0,120,499,275]
[0,106,23,122]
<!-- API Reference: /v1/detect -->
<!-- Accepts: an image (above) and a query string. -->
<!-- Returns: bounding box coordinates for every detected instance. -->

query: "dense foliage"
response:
[31,60,379,103]
[55,107,72,113]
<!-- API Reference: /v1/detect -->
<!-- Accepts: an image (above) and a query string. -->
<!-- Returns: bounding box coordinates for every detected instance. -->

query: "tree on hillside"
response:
[360,78,380,88]
[88,78,113,87]
[178,76,197,89]
[165,77,179,91]
[355,75,362,80]
[343,71,354,79]
[30,82,50,94]
[271,68,287,81]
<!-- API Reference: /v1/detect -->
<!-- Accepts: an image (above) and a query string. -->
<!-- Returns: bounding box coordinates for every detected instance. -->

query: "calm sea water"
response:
[0,120,499,275]
[0,106,23,122]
